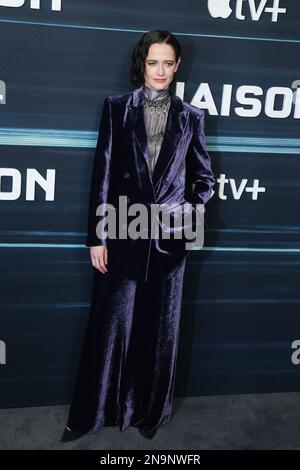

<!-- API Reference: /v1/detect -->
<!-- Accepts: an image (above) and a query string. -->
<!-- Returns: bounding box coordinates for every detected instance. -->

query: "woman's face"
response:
[144,42,181,90]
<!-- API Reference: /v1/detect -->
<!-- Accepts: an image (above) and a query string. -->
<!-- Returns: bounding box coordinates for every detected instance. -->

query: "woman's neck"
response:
[142,83,170,101]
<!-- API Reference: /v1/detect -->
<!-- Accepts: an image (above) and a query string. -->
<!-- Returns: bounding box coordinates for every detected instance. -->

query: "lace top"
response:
[142,84,171,178]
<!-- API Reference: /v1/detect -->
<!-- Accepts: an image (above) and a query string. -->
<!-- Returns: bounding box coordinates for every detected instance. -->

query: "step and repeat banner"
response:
[0,1,299,407]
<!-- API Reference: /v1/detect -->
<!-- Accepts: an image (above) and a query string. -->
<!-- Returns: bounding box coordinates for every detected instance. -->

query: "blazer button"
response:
[124,172,130,179]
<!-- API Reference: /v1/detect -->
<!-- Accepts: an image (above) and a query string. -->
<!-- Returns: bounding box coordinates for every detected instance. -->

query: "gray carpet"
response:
[0,392,299,450]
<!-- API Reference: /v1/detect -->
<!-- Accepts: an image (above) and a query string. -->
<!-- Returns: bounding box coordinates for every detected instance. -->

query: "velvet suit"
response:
[66,84,215,434]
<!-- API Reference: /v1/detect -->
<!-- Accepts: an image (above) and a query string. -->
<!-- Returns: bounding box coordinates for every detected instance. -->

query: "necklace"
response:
[143,93,171,115]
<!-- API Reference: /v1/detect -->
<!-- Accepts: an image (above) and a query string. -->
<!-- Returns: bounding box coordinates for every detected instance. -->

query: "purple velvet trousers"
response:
[67,246,187,434]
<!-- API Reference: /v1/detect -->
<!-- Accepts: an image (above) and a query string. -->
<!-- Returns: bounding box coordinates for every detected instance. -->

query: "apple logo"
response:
[208,0,233,19]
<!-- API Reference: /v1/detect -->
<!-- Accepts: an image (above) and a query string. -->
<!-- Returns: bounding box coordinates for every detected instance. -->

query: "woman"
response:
[62,30,215,441]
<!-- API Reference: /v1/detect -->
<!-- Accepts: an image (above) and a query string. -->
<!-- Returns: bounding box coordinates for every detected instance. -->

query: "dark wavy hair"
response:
[128,30,181,86]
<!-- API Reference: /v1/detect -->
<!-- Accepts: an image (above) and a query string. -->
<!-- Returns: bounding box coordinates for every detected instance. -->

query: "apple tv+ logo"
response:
[207,0,286,22]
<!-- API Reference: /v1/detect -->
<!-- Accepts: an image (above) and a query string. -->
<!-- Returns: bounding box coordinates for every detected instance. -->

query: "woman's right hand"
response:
[90,245,108,273]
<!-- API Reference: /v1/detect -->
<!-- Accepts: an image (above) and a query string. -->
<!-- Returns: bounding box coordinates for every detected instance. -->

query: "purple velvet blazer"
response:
[86,84,215,281]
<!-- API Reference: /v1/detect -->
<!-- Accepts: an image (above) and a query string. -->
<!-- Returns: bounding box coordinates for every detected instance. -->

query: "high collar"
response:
[130,85,181,113]
[142,83,170,101]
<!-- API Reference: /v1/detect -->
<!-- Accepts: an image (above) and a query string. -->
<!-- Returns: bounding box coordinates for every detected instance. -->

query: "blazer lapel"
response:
[127,85,189,194]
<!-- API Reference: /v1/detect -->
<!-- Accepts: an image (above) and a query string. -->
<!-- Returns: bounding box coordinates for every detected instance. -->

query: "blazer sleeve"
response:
[85,97,113,247]
[186,108,215,209]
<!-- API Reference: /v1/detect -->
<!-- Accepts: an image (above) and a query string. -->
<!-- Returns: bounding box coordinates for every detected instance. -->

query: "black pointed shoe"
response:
[138,428,157,439]
[60,426,85,442]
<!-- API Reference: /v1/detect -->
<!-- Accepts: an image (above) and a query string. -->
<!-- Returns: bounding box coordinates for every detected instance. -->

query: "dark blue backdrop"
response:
[0,0,299,407]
